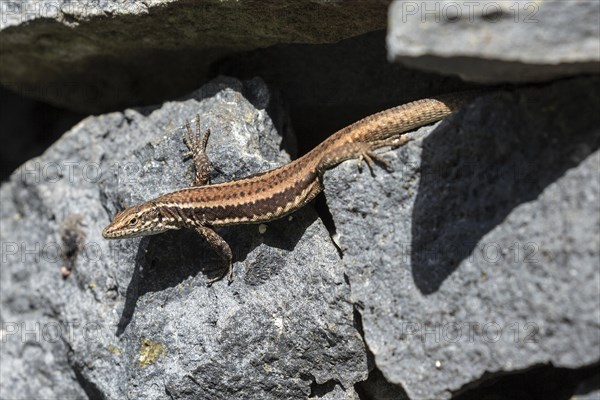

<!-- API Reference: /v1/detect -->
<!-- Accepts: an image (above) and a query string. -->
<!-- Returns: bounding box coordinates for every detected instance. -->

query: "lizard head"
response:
[102,202,170,239]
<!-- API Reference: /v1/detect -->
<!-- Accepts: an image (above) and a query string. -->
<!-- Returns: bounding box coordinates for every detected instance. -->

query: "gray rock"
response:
[312,382,361,400]
[0,77,367,399]
[388,1,600,83]
[573,390,600,400]
[0,0,390,112]
[324,76,600,399]
[573,372,600,400]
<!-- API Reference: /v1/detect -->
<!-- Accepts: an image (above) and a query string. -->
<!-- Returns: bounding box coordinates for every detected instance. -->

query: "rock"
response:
[388,1,600,83]
[323,76,600,399]
[313,382,361,400]
[450,364,600,400]
[0,77,367,399]
[572,372,600,400]
[0,0,390,112]
[573,390,600,400]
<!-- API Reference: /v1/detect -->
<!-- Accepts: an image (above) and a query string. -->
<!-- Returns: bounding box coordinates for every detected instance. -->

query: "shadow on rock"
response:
[116,210,314,336]
[411,78,600,294]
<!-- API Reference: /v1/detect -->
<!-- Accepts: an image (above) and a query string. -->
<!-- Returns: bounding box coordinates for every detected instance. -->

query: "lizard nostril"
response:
[102,225,112,238]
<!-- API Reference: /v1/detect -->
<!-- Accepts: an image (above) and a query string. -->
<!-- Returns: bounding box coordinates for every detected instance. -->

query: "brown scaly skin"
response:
[102,91,484,284]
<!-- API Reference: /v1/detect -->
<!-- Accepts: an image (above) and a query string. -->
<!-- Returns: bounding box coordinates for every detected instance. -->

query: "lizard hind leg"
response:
[183,114,213,186]
[352,134,413,174]
[317,142,393,176]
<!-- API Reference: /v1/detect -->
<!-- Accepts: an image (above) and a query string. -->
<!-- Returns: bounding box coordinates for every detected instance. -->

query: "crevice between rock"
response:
[69,359,107,400]
[451,362,600,400]
[308,378,342,398]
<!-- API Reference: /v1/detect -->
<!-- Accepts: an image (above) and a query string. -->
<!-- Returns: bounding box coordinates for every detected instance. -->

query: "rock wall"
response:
[1,1,598,399]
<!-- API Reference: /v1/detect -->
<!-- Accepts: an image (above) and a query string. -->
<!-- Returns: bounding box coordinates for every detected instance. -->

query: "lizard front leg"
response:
[183,114,212,186]
[184,116,233,284]
[195,225,233,285]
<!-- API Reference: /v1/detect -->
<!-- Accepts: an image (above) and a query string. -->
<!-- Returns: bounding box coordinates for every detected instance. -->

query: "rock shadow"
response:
[411,78,600,294]
[116,209,314,336]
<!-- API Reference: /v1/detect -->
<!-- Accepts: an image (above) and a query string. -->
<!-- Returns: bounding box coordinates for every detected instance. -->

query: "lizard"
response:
[102,91,483,283]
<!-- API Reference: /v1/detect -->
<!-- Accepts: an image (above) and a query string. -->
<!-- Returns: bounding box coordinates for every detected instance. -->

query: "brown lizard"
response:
[102,91,482,283]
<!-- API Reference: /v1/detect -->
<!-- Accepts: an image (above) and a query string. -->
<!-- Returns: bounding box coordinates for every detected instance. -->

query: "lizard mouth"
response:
[101,224,125,239]
[101,225,115,239]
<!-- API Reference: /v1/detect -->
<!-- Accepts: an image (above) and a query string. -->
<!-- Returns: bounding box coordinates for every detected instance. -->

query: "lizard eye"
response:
[129,217,138,226]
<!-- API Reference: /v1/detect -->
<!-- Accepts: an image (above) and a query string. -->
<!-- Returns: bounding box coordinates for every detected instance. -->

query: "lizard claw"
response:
[206,262,233,286]
[183,115,210,159]
[357,149,392,175]
[183,114,213,186]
